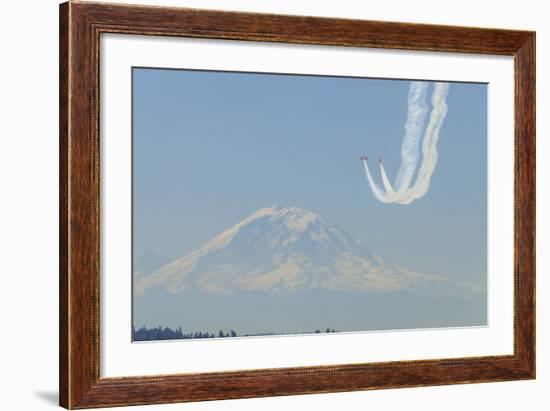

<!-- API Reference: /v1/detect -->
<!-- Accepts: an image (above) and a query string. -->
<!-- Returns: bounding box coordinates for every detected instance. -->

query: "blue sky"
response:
[133,68,487,289]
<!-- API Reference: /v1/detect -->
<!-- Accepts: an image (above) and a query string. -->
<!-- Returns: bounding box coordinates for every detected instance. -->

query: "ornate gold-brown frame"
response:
[59,1,535,408]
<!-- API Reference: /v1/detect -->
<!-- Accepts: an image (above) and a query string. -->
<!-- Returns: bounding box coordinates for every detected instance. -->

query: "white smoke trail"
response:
[362,81,450,205]
[396,83,449,203]
[379,162,395,196]
[362,160,393,203]
[394,82,430,193]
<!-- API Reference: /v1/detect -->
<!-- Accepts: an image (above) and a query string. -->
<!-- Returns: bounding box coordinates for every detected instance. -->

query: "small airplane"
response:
[359,156,368,161]
[379,157,383,163]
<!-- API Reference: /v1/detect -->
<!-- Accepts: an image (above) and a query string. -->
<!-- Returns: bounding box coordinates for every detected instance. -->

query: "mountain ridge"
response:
[135,205,474,297]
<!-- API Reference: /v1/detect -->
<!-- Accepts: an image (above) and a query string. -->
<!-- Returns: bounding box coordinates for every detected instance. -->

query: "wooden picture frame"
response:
[59,1,535,408]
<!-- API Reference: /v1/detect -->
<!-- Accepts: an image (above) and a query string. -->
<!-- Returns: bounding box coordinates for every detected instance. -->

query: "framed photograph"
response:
[59,1,535,408]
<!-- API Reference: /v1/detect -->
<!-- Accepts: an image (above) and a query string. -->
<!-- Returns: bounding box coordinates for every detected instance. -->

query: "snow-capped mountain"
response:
[135,206,471,297]
[133,250,170,279]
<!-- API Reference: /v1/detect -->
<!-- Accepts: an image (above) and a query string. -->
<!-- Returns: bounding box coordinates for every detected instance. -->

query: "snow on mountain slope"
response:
[135,206,472,296]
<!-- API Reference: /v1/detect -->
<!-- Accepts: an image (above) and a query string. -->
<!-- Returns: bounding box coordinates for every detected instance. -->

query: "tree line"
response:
[133,326,338,341]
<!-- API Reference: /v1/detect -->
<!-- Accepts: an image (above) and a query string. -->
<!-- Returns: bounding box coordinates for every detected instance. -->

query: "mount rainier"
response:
[133,206,485,333]
[135,206,473,297]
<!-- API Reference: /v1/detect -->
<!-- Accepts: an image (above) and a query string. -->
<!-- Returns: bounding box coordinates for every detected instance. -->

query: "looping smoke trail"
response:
[394,82,430,193]
[362,160,393,203]
[379,162,395,196]
[362,82,450,205]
